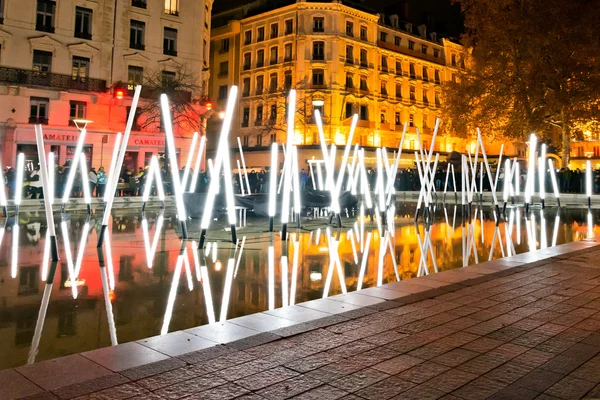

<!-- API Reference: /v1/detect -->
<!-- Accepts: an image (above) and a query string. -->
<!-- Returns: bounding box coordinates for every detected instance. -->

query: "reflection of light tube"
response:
[61,221,78,296]
[189,135,206,192]
[160,95,187,221]
[100,262,118,346]
[269,144,278,217]
[142,214,164,268]
[586,160,592,199]
[588,210,593,238]
[292,146,302,215]
[161,251,184,335]
[552,212,560,247]
[540,213,547,249]
[308,160,316,190]
[356,232,372,290]
[349,230,358,263]
[181,132,198,192]
[548,159,560,201]
[290,239,299,306]
[61,129,87,203]
[103,132,123,201]
[28,282,52,364]
[15,153,24,205]
[281,90,296,225]
[525,134,537,204]
[183,250,194,291]
[281,254,289,308]
[219,258,235,322]
[11,223,18,278]
[234,236,246,277]
[104,231,115,290]
[268,246,275,310]
[200,266,216,324]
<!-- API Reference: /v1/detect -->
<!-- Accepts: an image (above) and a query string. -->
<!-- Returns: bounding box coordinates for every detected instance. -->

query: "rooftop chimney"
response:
[418,24,427,38]
[390,14,399,28]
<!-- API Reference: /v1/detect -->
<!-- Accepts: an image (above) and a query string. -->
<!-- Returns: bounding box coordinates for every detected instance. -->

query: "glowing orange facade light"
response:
[205,100,213,111]
[115,89,124,100]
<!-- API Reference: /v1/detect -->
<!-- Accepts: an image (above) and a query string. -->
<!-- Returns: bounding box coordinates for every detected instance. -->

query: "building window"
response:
[257,27,264,42]
[270,133,276,143]
[204,4,209,28]
[284,70,292,89]
[422,45,428,55]
[71,56,89,81]
[220,38,230,52]
[242,77,250,96]
[346,45,353,63]
[394,36,400,46]
[256,49,264,67]
[269,73,277,91]
[242,135,249,146]
[423,68,429,81]
[256,105,263,125]
[381,55,388,71]
[409,63,416,78]
[313,41,324,61]
[359,105,368,120]
[313,17,324,32]
[69,101,86,123]
[218,61,228,76]
[218,85,228,100]
[409,85,416,100]
[346,21,354,37]
[433,48,439,58]
[409,113,414,127]
[312,69,324,86]
[270,46,278,65]
[435,70,441,83]
[164,0,178,15]
[346,102,354,118]
[244,30,252,45]
[270,104,277,121]
[395,83,401,99]
[129,20,145,50]
[36,0,55,33]
[408,40,414,50]
[29,97,49,124]
[270,23,278,39]
[435,93,441,107]
[256,75,264,94]
[396,60,402,75]
[33,50,52,73]
[242,107,250,127]
[380,111,386,123]
[74,7,93,39]
[127,65,143,90]
[380,32,387,42]
[243,52,251,70]
[395,111,400,125]
[451,54,457,66]
[285,19,293,35]
[423,92,429,104]
[360,26,367,40]
[284,43,292,61]
[163,27,177,56]
[0,0,4,24]
[380,81,387,96]
[132,0,147,8]
[345,73,353,88]
[360,49,367,66]
[161,70,176,87]
[359,77,368,91]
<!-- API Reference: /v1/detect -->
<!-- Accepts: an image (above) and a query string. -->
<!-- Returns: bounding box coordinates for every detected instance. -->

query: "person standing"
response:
[96,166,107,198]
[29,166,43,199]
[88,167,98,197]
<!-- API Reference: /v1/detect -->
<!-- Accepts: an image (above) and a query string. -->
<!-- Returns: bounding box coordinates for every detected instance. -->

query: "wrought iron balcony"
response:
[0,67,107,92]
[29,117,48,125]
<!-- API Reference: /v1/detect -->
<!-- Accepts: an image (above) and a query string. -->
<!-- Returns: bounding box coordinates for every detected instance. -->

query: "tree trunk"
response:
[561,109,571,168]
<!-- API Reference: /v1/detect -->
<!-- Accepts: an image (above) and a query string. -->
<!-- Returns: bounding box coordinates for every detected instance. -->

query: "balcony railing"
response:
[130,42,145,51]
[125,86,191,101]
[243,64,251,70]
[74,31,92,40]
[256,61,264,68]
[0,68,107,92]
[29,117,48,125]
[36,24,54,34]
[242,121,249,127]
[163,48,177,57]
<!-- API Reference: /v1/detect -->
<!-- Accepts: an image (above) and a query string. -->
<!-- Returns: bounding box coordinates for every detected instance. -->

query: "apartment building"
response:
[209,0,517,170]
[0,0,211,172]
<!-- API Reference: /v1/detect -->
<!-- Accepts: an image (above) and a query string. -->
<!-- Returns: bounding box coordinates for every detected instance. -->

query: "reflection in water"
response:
[0,204,598,369]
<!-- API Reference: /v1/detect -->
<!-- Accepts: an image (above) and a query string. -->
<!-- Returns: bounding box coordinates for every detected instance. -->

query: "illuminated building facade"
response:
[0,0,211,171]
[209,0,519,170]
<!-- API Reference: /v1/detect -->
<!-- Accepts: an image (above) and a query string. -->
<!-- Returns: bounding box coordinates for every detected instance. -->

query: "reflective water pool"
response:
[0,203,598,369]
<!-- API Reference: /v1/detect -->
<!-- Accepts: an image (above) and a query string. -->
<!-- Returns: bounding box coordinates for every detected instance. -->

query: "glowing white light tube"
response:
[269,144,278,217]
[237,137,251,195]
[332,114,357,213]
[476,128,499,205]
[160,94,187,221]
[142,214,164,268]
[538,144,547,201]
[189,135,206,192]
[142,156,166,202]
[515,159,520,197]
[61,129,87,203]
[11,223,18,278]
[236,160,245,195]
[78,154,92,207]
[161,249,184,335]
[103,132,122,201]
[0,157,7,207]
[181,131,198,193]
[292,146,302,215]
[548,159,560,201]
[493,144,504,192]
[524,134,537,205]
[586,160,592,199]
[314,109,332,188]
[503,158,512,202]
[14,153,24,205]
[268,245,275,310]
[280,90,296,224]
[34,127,56,241]
[47,152,55,204]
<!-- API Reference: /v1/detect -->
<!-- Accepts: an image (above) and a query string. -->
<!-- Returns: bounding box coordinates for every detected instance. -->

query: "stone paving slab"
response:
[4,239,600,400]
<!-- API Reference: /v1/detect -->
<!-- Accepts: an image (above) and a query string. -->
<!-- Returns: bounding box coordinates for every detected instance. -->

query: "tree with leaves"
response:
[442,0,600,166]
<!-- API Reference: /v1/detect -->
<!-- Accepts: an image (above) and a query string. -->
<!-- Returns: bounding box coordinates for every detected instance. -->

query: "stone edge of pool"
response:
[2,237,599,400]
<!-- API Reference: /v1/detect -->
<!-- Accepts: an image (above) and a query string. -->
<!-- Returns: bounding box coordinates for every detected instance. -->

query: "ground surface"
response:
[3,241,600,400]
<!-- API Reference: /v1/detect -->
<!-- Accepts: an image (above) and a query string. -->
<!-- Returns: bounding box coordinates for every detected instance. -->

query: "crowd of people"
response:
[4,160,600,201]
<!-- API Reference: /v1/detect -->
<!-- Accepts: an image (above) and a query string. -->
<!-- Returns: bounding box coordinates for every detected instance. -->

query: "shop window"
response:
[74,7,92,39]
[69,101,87,125]
[127,65,143,90]
[67,145,92,166]
[129,20,145,50]
[29,97,49,124]
[36,0,55,33]
[71,56,89,81]
[164,0,178,15]
[163,27,178,56]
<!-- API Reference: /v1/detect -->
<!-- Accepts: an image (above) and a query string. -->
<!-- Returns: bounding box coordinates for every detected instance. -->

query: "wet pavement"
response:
[2,239,600,400]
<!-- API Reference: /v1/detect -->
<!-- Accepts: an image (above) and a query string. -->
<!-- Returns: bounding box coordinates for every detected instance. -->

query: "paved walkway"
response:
[4,240,600,400]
